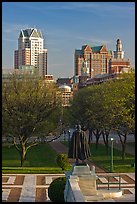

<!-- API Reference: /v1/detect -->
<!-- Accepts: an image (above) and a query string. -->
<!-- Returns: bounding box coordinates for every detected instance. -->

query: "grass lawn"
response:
[90,143,135,173]
[2,143,71,174]
[2,141,135,174]
[62,141,135,173]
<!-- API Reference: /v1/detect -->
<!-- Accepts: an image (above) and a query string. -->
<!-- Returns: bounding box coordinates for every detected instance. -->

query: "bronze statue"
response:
[68,124,91,164]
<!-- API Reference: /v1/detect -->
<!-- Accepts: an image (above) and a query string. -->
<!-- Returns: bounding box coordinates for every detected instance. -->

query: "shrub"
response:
[56,153,69,170]
[48,176,66,202]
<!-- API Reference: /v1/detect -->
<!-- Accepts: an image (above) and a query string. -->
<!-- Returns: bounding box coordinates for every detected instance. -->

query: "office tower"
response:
[14,28,48,77]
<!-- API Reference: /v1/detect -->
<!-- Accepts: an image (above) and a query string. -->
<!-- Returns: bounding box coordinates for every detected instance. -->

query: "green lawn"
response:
[62,141,135,173]
[90,143,135,173]
[2,143,71,174]
[2,143,58,167]
[2,141,135,174]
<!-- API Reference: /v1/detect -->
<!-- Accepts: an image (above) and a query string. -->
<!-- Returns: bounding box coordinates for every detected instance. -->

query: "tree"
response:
[69,72,135,158]
[110,73,135,159]
[2,74,62,166]
[99,73,135,159]
[70,85,103,149]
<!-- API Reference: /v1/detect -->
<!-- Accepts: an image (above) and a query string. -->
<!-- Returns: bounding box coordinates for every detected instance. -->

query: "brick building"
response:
[74,44,112,78]
[74,39,131,78]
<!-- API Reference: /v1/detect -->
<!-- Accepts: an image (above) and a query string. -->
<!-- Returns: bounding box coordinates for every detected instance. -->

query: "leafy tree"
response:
[69,73,135,158]
[109,73,135,159]
[2,74,62,166]
[70,86,103,148]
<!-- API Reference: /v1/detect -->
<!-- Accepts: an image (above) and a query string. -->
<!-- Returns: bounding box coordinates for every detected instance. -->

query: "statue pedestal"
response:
[71,163,95,176]
[70,164,98,190]
[64,163,98,202]
[64,163,123,202]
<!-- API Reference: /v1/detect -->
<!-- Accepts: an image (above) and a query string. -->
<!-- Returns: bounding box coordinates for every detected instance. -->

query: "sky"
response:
[2,2,135,80]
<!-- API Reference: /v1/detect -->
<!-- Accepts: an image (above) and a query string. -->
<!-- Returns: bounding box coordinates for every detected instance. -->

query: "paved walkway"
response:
[2,173,135,202]
[2,140,134,202]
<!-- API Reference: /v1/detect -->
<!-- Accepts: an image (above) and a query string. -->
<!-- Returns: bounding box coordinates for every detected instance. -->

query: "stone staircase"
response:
[78,178,104,202]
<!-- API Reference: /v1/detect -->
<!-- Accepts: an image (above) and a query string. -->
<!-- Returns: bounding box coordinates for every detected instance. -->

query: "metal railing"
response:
[96,175,123,190]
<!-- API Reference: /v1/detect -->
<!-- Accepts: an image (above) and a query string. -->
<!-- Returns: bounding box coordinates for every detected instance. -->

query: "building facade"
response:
[59,85,73,107]
[56,77,73,86]
[74,44,112,78]
[14,28,48,77]
[109,39,130,74]
[74,39,130,78]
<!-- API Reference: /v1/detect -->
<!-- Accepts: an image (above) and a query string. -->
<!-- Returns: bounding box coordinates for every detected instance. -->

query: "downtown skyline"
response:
[2,2,135,79]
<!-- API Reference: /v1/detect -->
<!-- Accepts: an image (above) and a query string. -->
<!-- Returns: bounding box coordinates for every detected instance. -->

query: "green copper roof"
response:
[82,45,88,50]
[75,49,83,55]
[91,45,103,52]
[76,44,110,55]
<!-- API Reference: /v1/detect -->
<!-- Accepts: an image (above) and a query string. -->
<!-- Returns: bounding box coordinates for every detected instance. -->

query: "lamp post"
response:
[68,130,71,145]
[110,137,114,172]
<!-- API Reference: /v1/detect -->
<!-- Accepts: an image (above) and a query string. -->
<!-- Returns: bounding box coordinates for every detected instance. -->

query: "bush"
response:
[56,153,69,170]
[48,177,66,202]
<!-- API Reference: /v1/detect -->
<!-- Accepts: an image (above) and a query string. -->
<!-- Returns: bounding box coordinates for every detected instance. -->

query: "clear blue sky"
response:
[2,2,135,79]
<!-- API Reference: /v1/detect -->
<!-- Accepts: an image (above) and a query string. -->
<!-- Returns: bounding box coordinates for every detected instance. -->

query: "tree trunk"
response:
[88,128,93,144]
[93,129,101,149]
[20,145,27,167]
[117,131,127,160]
[122,143,126,160]
[102,130,110,155]
[96,136,99,149]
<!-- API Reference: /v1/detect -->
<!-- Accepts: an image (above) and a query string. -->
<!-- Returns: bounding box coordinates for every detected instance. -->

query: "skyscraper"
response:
[14,28,48,77]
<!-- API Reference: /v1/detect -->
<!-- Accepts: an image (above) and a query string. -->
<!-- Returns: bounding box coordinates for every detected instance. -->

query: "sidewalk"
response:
[49,141,107,173]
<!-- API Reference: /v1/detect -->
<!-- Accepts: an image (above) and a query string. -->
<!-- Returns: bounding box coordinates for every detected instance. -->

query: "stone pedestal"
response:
[71,164,96,176]
[64,163,98,202]
[64,163,123,202]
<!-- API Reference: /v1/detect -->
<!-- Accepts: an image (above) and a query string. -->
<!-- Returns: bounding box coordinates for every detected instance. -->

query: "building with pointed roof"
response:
[14,28,48,77]
[74,39,130,79]
[109,39,130,74]
[74,44,112,78]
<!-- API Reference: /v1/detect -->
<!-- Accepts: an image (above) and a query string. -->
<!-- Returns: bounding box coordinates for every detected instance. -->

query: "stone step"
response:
[85,195,104,201]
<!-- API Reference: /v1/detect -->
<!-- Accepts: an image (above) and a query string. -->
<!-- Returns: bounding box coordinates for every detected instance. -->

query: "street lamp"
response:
[68,130,71,145]
[110,137,114,172]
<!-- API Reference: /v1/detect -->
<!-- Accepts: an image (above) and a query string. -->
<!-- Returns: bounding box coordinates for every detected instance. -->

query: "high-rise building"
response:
[14,28,48,77]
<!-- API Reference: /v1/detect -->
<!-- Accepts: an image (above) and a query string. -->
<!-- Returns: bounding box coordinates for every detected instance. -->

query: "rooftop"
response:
[19,28,43,39]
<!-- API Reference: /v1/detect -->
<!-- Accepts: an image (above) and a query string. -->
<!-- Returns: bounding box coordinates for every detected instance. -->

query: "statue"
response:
[68,124,91,164]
